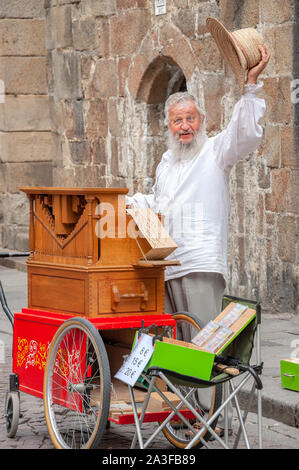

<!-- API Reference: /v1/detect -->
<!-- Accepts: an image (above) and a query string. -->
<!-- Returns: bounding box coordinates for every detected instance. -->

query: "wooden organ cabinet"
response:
[21,187,179,318]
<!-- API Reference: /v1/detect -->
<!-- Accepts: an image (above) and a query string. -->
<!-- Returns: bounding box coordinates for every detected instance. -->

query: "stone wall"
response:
[0,0,297,315]
[0,0,53,250]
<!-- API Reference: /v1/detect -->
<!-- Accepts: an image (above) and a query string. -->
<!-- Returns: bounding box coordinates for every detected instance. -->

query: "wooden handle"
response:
[111,283,148,311]
[214,363,240,376]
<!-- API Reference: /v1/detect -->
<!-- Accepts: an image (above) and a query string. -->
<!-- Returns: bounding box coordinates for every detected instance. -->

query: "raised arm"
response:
[214,44,270,171]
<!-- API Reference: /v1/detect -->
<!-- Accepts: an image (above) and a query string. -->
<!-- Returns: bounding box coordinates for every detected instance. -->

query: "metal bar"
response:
[0,252,29,257]
[129,385,144,449]
[131,375,157,449]
[230,381,250,449]
[256,322,263,449]
[233,381,255,448]
[0,281,14,327]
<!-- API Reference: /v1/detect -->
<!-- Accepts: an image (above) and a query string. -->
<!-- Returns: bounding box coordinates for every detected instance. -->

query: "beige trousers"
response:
[165,271,232,429]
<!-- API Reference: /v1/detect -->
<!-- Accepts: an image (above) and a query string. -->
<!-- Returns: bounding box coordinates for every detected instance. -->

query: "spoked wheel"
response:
[161,311,222,449]
[43,317,111,449]
[5,392,20,438]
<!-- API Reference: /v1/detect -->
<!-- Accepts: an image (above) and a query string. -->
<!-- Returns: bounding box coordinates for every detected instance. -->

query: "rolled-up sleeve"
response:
[214,81,266,171]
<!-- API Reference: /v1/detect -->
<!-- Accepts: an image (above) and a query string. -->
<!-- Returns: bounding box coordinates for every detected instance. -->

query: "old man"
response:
[126,44,270,435]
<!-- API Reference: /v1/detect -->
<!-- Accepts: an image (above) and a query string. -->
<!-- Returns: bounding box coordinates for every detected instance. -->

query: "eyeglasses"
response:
[170,116,198,127]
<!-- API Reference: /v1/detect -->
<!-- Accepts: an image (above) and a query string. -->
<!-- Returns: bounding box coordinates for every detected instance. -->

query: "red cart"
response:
[1,188,220,449]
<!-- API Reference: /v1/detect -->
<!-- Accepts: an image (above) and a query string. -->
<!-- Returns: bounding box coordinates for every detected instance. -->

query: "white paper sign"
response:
[155,0,166,15]
[114,333,155,386]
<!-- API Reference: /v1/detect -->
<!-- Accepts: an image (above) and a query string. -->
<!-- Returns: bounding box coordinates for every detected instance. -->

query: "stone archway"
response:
[123,24,197,195]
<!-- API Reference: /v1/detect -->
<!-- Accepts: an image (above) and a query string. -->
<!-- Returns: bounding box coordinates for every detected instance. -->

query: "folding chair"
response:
[128,295,263,450]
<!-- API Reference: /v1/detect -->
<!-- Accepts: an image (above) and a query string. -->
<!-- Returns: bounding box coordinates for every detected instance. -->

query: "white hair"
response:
[164,92,204,126]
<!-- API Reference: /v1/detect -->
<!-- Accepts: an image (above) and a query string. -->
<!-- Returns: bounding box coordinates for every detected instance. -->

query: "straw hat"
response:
[206,17,264,93]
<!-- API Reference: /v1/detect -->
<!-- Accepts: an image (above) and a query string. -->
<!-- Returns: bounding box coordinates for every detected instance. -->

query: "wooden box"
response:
[21,187,178,317]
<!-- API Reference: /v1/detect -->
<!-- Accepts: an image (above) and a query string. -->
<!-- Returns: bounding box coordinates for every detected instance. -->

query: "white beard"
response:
[166,127,208,163]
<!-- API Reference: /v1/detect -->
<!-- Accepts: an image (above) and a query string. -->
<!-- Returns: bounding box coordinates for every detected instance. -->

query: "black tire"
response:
[160,311,222,449]
[5,392,20,438]
[43,317,111,449]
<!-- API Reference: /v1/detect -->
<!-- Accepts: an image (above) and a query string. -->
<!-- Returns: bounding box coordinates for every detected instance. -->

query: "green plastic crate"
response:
[281,359,299,392]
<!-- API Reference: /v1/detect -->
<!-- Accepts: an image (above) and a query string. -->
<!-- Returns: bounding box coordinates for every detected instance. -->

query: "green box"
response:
[280,359,299,392]
[146,337,215,382]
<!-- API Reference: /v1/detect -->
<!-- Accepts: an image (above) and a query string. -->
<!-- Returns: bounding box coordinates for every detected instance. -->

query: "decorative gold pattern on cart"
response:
[16,337,48,370]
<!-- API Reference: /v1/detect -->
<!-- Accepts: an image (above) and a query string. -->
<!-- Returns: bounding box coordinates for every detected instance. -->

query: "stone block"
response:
[5,161,53,193]
[0,95,51,131]
[192,36,223,72]
[203,74,225,133]
[52,166,75,186]
[277,215,297,262]
[69,140,91,165]
[265,24,294,75]
[172,9,196,38]
[45,4,72,50]
[0,57,47,94]
[262,77,292,125]
[118,57,130,96]
[110,9,150,56]
[82,0,117,16]
[281,126,299,168]
[264,125,281,168]
[265,168,295,213]
[73,16,98,51]
[74,164,107,188]
[220,0,259,30]
[85,99,108,139]
[0,19,46,56]
[0,131,56,163]
[52,49,82,99]
[117,0,147,8]
[97,17,110,58]
[3,193,29,226]
[58,100,84,139]
[260,0,295,24]
[108,99,122,137]
[91,59,117,98]
[0,0,45,18]
[91,138,106,165]
[0,163,6,192]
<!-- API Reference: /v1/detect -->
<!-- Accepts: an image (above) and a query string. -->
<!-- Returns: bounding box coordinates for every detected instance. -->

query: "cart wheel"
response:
[43,317,111,449]
[160,311,222,449]
[5,392,20,438]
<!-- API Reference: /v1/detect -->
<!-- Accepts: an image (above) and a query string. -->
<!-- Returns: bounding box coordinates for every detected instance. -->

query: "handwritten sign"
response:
[115,333,155,386]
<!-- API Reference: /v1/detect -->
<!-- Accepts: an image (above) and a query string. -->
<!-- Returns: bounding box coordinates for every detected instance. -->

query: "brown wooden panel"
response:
[30,273,85,314]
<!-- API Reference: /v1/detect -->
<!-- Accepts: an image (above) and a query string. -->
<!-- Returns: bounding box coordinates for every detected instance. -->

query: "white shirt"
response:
[126,82,266,282]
